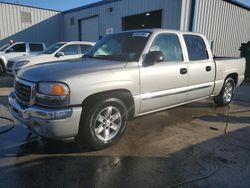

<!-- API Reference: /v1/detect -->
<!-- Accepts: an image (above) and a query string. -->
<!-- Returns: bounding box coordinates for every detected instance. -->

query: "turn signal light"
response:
[52,84,66,96]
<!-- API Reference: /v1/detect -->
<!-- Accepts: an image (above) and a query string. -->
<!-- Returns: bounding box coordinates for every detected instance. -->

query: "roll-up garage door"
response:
[80,16,99,42]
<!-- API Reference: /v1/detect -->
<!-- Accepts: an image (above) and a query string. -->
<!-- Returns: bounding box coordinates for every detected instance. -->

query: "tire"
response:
[76,96,128,150]
[213,77,235,107]
[0,63,5,76]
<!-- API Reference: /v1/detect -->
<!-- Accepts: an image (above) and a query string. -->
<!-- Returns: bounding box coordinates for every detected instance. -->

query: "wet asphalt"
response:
[0,76,249,188]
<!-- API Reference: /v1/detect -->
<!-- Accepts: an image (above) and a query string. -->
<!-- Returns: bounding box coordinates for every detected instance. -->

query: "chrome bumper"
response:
[8,92,82,140]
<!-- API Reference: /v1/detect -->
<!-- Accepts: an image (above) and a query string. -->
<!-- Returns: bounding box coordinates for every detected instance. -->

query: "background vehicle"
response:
[0,42,46,75]
[9,29,246,150]
[6,41,95,76]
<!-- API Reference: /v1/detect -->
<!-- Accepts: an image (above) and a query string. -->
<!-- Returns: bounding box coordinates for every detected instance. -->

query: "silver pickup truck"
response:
[8,29,245,149]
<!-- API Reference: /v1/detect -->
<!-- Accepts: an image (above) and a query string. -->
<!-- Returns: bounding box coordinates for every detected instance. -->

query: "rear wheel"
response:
[76,96,128,150]
[213,77,235,107]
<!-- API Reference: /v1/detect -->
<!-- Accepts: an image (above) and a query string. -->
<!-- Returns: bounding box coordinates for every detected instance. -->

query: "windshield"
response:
[42,43,66,54]
[0,43,11,51]
[86,32,151,62]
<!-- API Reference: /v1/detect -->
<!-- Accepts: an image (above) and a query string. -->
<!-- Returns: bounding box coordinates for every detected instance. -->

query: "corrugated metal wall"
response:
[180,0,193,31]
[193,0,250,57]
[0,2,62,47]
[62,0,183,42]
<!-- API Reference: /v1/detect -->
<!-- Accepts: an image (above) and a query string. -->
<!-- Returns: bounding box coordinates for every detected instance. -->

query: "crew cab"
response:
[0,42,46,75]
[8,29,246,149]
[6,41,95,77]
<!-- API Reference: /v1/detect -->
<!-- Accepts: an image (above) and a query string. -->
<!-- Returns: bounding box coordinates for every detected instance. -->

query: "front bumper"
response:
[8,92,82,140]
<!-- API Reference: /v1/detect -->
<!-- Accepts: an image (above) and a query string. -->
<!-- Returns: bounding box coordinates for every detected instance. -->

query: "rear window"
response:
[184,35,209,61]
[29,43,44,52]
[80,44,92,54]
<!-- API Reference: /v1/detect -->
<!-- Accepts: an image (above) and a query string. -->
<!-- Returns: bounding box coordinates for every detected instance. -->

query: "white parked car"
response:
[6,41,95,76]
[0,42,46,75]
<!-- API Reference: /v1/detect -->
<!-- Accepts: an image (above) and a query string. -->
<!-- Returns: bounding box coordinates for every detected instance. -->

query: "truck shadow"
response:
[195,113,250,124]
[0,75,13,88]
[0,126,250,187]
[0,96,9,106]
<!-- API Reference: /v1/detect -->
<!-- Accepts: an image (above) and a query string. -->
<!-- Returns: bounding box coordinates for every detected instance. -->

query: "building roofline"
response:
[63,0,250,14]
[63,0,122,14]
[225,0,250,11]
[0,1,61,12]
[1,0,249,14]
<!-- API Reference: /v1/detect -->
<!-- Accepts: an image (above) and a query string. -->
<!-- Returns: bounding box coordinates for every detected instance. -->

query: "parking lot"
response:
[0,76,249,188]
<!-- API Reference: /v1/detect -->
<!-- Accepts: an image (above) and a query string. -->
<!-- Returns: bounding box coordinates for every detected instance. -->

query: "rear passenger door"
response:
[183,35,215,101]
[140,33,188,113]
[29,43,45,54]
[58,44,82,61]
[80,44,93,55]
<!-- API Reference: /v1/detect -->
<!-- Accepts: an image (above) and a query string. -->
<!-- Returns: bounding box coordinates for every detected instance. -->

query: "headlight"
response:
[15,61,29,67]
[36,82,70,107]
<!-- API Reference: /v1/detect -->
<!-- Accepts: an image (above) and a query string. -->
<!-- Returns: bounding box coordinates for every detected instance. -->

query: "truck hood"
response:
[18,59,127,82]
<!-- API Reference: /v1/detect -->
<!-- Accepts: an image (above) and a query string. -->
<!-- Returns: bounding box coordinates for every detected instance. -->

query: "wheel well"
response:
[82,89,135,119]
[226,73,238,85]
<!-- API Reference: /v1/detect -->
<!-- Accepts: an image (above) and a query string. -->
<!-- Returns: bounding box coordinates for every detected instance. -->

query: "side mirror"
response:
[5,48,14,53]
[143,51,164,67]
[55,51,64,57]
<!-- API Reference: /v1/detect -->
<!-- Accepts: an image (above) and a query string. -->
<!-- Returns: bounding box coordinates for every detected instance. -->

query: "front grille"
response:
[7,61,15,69]
[14,79,32,104]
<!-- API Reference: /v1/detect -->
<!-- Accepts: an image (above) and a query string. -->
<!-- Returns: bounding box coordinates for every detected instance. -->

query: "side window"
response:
[183,35,209,61]
[80,44,92,54]
[11,43,26,52]
[29,43,44,52]
[60,45,79,55]
[149,33,183,62]
[94,39,121,56]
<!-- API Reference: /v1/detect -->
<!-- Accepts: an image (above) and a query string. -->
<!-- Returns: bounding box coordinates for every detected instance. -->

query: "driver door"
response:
[140,33,188,113]
[6,43,28,59]
[56,44,82,61]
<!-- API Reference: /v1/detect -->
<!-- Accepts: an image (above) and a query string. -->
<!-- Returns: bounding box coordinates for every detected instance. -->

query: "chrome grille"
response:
[7,61,15,69]
[14,79,33,105]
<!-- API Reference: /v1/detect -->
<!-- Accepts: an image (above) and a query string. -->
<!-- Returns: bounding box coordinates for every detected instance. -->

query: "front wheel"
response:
[0,64,5,76]
[76,97,128,150]
[213,77,235,107]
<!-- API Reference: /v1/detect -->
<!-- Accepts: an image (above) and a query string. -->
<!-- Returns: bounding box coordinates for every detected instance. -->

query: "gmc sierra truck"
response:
[8,29,246,149]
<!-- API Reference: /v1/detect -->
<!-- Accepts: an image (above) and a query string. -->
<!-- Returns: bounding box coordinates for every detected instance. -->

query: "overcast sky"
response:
[0,0,250,11]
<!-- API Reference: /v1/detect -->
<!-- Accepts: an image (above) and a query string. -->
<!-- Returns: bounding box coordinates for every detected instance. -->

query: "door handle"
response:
[180,68,188,75]
[206,66,212,72]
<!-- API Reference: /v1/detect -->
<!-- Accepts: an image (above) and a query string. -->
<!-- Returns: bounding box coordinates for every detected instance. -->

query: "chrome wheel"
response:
[94,106,122,142]
[223,82,233,102]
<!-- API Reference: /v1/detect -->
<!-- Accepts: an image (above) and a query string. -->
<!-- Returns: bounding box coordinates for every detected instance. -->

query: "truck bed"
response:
[212,57,246,96]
